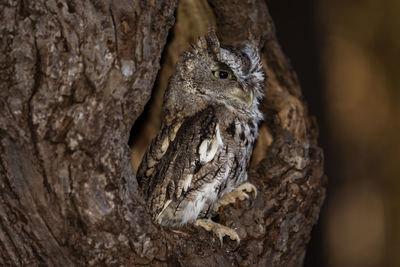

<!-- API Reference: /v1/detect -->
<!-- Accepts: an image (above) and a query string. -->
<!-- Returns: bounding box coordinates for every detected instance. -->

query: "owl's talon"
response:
[213,182,257,212]
[194,219,240,247]
[236,182,257,198]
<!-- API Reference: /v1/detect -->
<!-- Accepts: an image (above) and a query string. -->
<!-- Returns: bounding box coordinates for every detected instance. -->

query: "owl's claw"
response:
[214,182,257,212]
[235,182,258,199]
[194,219,240,247]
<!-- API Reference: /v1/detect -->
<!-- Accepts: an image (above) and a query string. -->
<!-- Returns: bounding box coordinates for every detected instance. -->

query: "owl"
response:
[137,30,264,244]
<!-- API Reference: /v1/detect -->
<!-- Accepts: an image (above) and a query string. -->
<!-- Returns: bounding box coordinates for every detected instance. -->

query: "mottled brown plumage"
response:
[137,30,264,243]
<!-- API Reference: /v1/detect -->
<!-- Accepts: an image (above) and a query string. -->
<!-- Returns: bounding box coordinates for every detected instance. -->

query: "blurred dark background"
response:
[267,0,400,266]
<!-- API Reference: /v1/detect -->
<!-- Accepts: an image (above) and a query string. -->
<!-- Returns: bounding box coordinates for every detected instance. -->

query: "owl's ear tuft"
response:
[246,32,263,50]
[205,25,220,54]
[196,36,207,51]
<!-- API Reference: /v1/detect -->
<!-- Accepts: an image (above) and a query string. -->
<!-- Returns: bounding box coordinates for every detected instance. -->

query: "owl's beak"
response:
[248,90,254,107]
[229,87,254,108]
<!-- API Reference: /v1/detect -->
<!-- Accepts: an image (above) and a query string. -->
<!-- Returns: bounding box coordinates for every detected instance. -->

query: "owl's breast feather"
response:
[198,123,223,164]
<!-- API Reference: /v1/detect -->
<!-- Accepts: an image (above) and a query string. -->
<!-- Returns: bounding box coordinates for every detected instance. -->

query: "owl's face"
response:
[168,32,264,118]
[184,53,255,111]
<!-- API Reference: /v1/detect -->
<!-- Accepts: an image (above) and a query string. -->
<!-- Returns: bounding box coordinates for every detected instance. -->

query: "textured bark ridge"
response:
[0,0,326,266]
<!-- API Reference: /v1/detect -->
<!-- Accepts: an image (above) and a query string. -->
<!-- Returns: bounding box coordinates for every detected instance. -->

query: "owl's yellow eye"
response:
[213,70,232,79]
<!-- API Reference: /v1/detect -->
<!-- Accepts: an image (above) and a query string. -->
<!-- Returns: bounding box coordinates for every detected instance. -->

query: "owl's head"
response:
[165,30,265,120]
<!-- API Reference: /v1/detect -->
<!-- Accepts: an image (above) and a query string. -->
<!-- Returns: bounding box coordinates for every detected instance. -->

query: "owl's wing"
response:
[137,106,222,217]
[136,119,176,196]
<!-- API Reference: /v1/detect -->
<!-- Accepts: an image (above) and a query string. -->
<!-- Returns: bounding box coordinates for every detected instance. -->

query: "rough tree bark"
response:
[0,0,326,266]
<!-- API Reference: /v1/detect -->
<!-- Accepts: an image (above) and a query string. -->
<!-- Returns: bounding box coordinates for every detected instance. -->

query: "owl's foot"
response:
[213,182,257,212]
[194,218,240,246]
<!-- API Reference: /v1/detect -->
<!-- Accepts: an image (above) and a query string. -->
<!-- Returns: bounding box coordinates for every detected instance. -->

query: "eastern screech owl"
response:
[137,30,264,243]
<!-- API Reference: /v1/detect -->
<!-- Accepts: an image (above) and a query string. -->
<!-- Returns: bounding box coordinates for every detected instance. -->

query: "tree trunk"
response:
[0,0,326,266]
